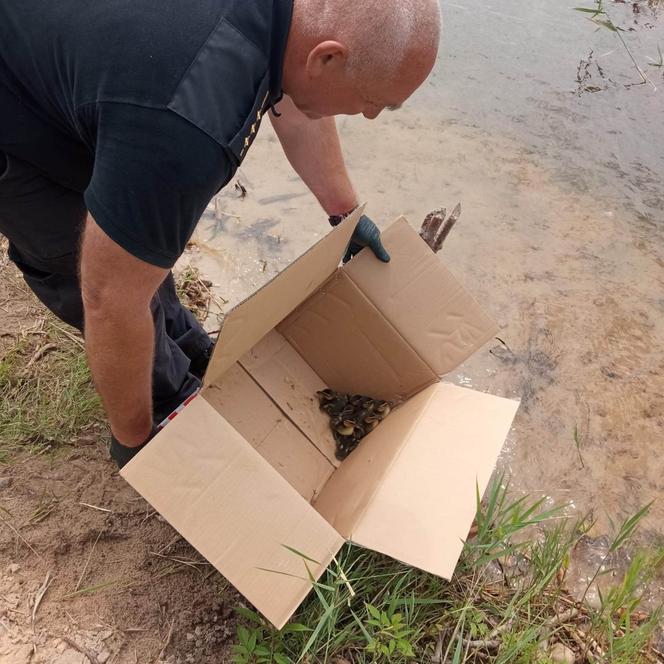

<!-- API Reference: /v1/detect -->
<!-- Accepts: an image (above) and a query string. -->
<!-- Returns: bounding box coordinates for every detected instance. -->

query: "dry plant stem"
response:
[336,565,356,599]
[545,607,579,629]
[615,27,652,88]
[51,323,86,349]
[0,512,40,557]
[214,197,241,220]
[75,529,104,592]
[438,607,580,658]
[432,632,445,662]
[576,626,606,660]
[78,502,112,513]
[155,534,183,556]
[158,618,175,660]
[439,570,485,662]
[31,571,53,628]
[463,636,500,651]
[569,628,597,663]
[57,634,101,664]
[24,343,57,370]
[149,550,211,572]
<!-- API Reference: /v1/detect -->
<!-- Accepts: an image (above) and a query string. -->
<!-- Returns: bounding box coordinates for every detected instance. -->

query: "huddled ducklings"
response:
[315,389,392,460]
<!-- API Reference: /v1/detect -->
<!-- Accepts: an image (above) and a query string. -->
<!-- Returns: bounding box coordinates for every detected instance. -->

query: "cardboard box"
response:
[121,208,520,629]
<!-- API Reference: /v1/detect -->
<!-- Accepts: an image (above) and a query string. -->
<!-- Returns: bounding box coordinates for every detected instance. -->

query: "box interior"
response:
[201,262,437,508]
[200,317,520,581]
[200,215,502,526]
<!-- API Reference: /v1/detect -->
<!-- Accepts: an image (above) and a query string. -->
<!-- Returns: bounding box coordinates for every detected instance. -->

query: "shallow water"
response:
[187,0,664,596]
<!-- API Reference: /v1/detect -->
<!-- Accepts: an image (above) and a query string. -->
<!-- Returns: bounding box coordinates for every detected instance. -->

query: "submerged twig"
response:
[420,204,462,253]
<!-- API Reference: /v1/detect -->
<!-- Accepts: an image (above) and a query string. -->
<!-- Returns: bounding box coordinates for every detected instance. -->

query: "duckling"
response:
[334,431,357,460]
[334,419,356,437]
[316,389,335,402]
[350,394,370,407]
[317,391,349,417]
[375,402,391,419]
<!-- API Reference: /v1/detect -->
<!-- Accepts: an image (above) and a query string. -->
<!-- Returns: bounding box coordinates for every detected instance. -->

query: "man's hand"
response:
[80,215,168,448]
[344,215,391,264]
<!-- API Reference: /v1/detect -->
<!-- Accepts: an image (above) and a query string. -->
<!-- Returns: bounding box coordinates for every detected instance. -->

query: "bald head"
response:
[283,0,442,119]
[301,0,442,83]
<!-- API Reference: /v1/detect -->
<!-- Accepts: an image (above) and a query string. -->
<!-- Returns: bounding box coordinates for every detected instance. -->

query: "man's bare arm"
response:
[80,216,168,446]
[270,96,358,216]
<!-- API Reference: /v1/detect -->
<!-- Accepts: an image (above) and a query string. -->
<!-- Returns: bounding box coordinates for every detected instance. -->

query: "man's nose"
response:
[362,107,382,120]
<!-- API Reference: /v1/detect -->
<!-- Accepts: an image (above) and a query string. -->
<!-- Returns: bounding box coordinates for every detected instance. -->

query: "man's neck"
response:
[281,0,313,96]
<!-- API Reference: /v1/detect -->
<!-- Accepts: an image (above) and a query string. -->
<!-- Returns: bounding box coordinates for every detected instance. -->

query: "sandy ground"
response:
[0,446,240,664]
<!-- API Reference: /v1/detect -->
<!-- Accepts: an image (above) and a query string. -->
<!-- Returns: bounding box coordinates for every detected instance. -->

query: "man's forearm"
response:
[80,215,168,448]
[84,303,155,445]
[270,97,358,216]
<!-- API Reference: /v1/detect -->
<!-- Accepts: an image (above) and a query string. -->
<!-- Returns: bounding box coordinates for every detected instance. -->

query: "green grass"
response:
[231,479,664,663]
[0,317,103,462]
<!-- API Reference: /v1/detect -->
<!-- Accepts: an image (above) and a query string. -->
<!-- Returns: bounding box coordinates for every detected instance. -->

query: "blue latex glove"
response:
[343,215,391,264]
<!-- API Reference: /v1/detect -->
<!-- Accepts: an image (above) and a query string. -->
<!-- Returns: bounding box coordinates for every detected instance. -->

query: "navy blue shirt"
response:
[0,0,293,267]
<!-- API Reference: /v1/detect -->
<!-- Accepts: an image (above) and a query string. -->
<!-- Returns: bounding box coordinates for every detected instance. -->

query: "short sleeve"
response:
[84,103,233,268]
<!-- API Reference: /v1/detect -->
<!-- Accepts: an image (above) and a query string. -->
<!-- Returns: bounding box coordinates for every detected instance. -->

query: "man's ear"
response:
[306,41,348,78]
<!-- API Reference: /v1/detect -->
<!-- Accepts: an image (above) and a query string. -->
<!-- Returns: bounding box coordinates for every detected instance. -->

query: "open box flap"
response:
[120,395,344,629]
[205,206,364,385]
[344,217,498,377]
[350,383,520,578]
[313,386,436,538]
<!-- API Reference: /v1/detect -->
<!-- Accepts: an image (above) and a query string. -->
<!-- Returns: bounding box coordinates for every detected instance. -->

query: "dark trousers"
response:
[0,150,210,424]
